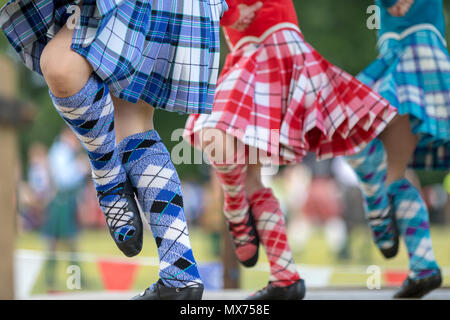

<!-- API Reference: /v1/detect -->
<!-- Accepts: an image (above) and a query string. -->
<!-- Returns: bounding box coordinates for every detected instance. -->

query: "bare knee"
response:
[41,52,72,95]
[40,28,92,97]
[41,51,91,97]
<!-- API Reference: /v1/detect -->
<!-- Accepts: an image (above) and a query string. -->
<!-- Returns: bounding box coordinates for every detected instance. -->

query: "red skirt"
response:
[184,27,397,164]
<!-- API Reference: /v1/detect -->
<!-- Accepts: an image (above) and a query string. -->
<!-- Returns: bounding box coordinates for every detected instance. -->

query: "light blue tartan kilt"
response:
[0,0,227,114]
[358,29,450,170]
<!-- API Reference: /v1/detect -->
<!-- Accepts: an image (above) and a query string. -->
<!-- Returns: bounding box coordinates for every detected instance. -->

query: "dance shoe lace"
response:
[98,179,143,257]
[369,197,399,259]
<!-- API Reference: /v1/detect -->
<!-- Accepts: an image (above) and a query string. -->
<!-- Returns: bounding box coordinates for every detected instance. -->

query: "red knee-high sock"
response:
[250,188,301,287]
[213,163,258,263]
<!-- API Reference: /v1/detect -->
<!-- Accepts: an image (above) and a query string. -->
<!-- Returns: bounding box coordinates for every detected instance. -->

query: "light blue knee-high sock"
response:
[388,179,440,280]
[50,74,134,241]
[118,130,203,288]
[346,139,440,279]
[345,139,396,250]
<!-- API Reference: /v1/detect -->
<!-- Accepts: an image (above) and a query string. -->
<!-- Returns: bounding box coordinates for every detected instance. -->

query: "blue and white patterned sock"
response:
[50,74,134,241]
[388,179,440,280]
[118,130,203,288]
[345,139,396,250]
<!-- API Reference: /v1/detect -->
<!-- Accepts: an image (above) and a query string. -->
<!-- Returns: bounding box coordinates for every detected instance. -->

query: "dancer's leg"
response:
[112,97,155,141]
[247,164,301,287]
[115,100,203,290]
[346,139,396,254]
[388,179,440,278]
[376,115,441,281]
[388,177,442,298]
[40,25,92,98]
[347,116,441,296]
[40,25,142,256]
[196,130,304,299]
[346,115,418,256]
[377,115,419,185]
[213,162,260,266]
[200,129,260,267]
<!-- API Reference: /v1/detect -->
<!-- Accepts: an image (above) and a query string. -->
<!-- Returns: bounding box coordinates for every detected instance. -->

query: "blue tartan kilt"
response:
[0,0,227,114]
[357,29,450,170]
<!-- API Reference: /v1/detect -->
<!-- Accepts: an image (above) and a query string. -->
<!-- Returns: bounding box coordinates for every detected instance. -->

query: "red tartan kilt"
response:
[184,28,397,164]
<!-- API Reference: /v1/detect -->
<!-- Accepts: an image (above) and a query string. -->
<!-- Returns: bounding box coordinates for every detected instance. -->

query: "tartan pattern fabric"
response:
[358,29,450,170]
[250,188,301,287]
[0,0,226,114]
[50,75,121,191]
[185,28,397,164]
[50,74,137,245]
[388,179,440,280]
[95,0,125,17]
[118,130,202,288]
[345,139,397,251]
[214,164,249,222]
[212,163,259,265]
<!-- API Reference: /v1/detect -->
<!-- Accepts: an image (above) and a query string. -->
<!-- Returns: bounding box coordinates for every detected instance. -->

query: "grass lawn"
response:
[16,225,450,295]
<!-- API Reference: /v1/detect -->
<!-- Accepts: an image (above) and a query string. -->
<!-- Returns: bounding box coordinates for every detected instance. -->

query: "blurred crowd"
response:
[18,127,103,236]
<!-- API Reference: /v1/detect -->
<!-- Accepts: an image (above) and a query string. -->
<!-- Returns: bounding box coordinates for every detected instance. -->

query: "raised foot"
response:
[99,179,143,257]
[228,209,260,268]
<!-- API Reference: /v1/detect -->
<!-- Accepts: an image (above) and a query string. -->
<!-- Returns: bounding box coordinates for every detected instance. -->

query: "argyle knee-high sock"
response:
[345,139,396,250]
[211,163,259,263]
[118,130,202,288]
[49,75,133,235]
[388,179,440,280]
[249,188,301,287]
